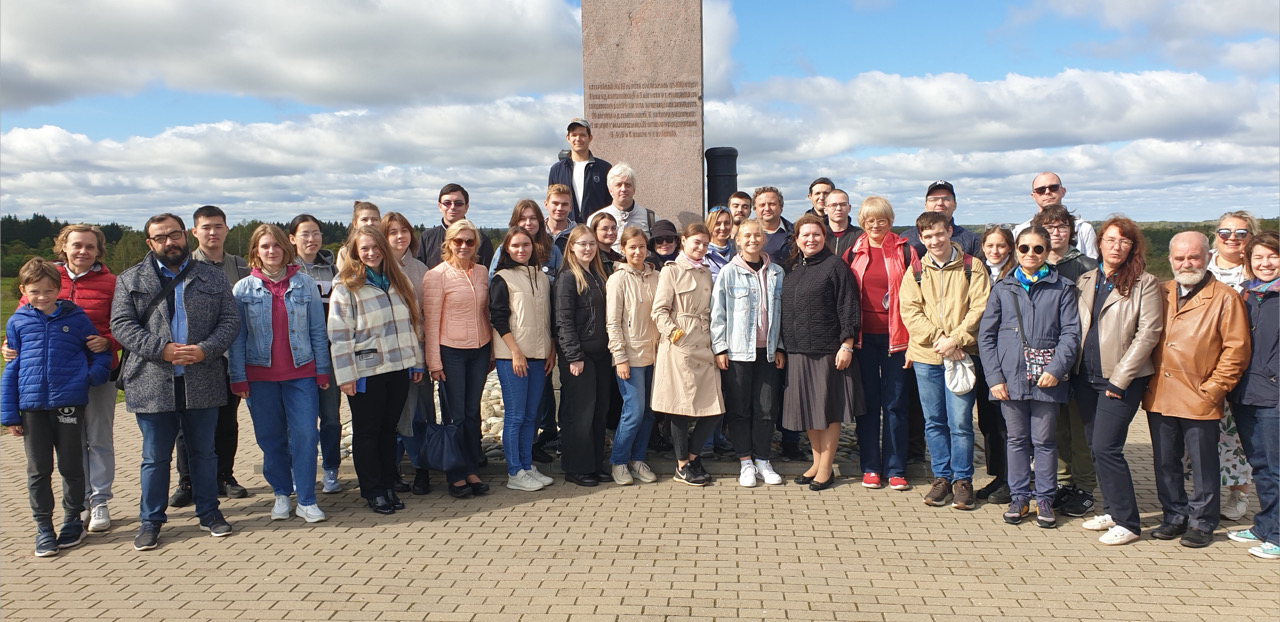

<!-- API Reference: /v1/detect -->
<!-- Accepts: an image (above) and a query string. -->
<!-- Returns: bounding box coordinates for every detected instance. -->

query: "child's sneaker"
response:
[56,517,85,549]
[34,526,58,557]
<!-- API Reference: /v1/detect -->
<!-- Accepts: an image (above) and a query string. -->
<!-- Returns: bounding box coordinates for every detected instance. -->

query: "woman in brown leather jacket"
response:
[1072,216,1164,545]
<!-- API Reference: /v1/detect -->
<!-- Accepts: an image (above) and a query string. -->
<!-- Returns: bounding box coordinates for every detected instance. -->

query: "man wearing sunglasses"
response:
[1013,172,1098,260]
[417,183,495,269]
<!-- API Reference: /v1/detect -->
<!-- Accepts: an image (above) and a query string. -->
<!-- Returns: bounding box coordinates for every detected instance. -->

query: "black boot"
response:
[411,468,431,495]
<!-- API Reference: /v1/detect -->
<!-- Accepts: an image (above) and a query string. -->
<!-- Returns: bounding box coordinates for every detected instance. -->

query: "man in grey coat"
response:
[110,213,240,551]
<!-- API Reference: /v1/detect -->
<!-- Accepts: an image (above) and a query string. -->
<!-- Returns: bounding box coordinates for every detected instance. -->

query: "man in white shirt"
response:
[1012,172,1097,259]
[547,118,613,224]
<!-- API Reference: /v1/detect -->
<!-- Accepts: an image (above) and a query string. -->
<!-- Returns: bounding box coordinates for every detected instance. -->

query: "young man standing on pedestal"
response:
[548,118,613,224]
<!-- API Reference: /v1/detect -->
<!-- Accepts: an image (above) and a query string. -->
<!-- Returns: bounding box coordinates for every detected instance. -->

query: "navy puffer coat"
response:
[1,301,112,424]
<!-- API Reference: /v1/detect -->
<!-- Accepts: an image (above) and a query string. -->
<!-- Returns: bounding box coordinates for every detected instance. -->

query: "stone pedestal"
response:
[581,0,704,226]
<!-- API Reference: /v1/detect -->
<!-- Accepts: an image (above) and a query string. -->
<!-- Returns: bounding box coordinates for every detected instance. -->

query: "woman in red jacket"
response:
[6,224,119,533]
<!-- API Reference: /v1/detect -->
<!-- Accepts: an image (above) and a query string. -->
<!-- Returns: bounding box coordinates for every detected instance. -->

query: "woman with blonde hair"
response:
[652,222,724,486]
[381,212,434,496]
[423,219,493,498]
[605,226,661,485]
[230,224,331,523]
[704,206,736,280]
[328,226,424,515]
[555,225,613,486]
[336,201,382,270]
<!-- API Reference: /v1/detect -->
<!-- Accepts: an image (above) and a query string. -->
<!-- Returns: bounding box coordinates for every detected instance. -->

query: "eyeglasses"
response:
[1217,228,1250,240]
[925,196,955,204]
[149,230,186,244]
[573,240,597,248]
[440,200,467,208]
[826,201,852,209]
[1018,244,1046,255]
[652,236,677,245]
[1101,237,1133,249]
[1033,184,1062,195]
[1043,224,1071,233]
[451,238,477,247]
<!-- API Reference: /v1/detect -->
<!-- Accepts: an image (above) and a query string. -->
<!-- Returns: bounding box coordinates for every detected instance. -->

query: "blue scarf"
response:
[1014,264,1050,291]
[365,267,390,292]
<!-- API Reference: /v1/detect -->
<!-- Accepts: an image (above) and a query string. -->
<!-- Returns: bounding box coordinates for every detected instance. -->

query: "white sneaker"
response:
[1250,542,1280,559]
[527,466,555,487]
[507,470,544,492]
[1081,514,1115,531]
[271,494,291,520]
[295,504,327,523]
[630,461,658,483]
[1221,489,1249,521]
[1099,525,1139,546]
[754,459,783,485]
[738,461,758,487]
[321,469,342,494]
[612,463,634,486]
[88,504,111,532]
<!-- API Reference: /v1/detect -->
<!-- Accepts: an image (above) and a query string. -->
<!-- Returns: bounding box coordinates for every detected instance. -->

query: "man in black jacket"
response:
[548,118,613,224]
[417,183,495,269]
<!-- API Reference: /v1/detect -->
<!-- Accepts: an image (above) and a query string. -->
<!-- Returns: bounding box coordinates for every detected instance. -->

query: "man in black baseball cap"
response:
[548,118,613,224]
[900,180,984,261]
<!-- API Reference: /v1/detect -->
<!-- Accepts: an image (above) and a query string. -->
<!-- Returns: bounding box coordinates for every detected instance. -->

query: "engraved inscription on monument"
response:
[587,81,701,139]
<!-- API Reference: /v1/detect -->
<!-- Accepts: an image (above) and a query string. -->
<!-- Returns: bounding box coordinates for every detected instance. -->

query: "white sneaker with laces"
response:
[295,504,327,523]
[630,461,658,483]
[527,465,555,486]
[1250,542,1280,559]
[1082,514,1115,531]
[754,459,783,485]
[1221,489,1249,521]
[321,469,342,494]
[1229,528,1260,543]
[738,461,758,487]
[271,494,291,520]
[1099,525,1139,546]
[88,504,111,532]
[612,463,634,485]
[507,470,544,492]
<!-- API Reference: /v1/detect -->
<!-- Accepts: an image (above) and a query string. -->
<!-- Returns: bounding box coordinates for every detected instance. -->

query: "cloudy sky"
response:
[2,0,1277,228]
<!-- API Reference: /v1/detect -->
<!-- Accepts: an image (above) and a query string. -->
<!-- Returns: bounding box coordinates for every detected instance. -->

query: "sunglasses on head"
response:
[1217,228,1250,241]
[451,238,477,247]
[1032,184,1062,195]
[709,205,729,214]
[1018,244,1046,255]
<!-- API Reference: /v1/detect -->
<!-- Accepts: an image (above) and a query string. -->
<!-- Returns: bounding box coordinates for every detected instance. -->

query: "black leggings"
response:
[669,414,724,460]
[347,370,411,499]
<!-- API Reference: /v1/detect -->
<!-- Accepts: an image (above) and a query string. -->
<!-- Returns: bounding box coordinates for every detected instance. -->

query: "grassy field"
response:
[1,277,16,340]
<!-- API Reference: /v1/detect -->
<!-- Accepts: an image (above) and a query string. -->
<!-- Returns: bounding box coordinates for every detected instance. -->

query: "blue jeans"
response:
[914,361,976,481]
[496,359,546,475]
[1002,399,1058,503]
[318,383,342,471]
[439,344,490,483]
[245,378,320,506]
[611,364,655,465]
[855,333,909,477]
[1233,403,1279,546]
[136,394,221,523]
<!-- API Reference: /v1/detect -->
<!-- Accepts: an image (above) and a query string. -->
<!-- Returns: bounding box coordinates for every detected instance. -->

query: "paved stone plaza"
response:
[2,396,1276,622]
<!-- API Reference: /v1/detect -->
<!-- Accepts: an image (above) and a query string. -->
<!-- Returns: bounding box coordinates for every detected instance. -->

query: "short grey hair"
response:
[607,162,637,186]
[1169,231,1210,256]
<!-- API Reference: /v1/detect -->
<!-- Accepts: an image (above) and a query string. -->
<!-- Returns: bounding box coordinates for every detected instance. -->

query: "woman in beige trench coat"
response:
[652,222,725,487]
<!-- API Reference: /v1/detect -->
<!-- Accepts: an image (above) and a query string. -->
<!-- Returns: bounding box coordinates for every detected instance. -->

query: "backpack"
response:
[909,247,973,284]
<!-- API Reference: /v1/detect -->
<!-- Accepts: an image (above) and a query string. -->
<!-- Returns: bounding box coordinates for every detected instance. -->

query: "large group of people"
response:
[2,117,1276,565]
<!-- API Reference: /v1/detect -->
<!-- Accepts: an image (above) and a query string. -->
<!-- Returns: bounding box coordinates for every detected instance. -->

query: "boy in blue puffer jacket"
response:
[2,258,112,557]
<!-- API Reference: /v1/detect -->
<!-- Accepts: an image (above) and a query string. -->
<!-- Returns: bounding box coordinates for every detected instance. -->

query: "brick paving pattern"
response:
[2,400,1276,621]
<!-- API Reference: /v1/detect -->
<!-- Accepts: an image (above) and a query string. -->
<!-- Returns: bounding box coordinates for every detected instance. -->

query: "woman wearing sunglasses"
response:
[1208,211,1260,521]
[979,226,1081,529]
[423,220,492,499]
[844,196,914,491]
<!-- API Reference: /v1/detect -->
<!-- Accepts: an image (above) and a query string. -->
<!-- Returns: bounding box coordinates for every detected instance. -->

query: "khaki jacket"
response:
[606,263,660,367]
[898,244,991,365]
[1073,270,1163,390]
[650,255,723,417]
[491,266,553,360]
[1142,275,1251,420]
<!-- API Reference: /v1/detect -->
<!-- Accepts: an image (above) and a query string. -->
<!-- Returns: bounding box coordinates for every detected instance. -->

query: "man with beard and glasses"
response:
[111,213,240,551]
[1142,231,1250,549]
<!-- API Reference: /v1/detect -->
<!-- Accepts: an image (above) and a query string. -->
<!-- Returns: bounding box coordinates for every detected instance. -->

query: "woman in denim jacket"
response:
[711,219,786,487]
[229,224,332,524]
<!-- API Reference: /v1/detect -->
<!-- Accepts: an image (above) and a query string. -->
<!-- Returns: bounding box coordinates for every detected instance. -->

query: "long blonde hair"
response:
[563,225,607,294]
[337,226,423,340]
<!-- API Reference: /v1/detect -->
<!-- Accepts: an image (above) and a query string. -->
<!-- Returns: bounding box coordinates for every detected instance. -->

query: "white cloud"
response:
[0,0,583,111]
[703,0,738,100]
